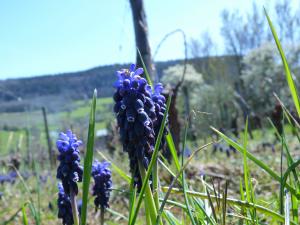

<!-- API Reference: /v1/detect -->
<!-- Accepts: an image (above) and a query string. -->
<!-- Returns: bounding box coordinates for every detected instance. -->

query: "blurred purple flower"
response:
[57,183,74,225]
[91,160,112,209]
[56,130,83,195]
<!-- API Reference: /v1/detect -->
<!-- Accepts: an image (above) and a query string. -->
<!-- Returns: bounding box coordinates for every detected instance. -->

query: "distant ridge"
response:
[0,56,239,112]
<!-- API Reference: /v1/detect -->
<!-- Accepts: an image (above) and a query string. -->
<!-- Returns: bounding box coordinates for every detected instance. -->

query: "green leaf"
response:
[80,89,97,225]
[264,8,300,117]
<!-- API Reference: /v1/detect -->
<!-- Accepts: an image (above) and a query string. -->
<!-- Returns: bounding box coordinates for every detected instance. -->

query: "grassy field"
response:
[0,97,114,158]
[0,125,299,224]
[1,94,300,224]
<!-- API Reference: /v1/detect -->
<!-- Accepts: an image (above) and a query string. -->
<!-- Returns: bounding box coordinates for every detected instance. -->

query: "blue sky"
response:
[0,0,285,79]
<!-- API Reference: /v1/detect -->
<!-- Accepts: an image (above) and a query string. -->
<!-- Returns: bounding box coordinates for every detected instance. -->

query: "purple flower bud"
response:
[91,161,112,209]
[56,130,83,195]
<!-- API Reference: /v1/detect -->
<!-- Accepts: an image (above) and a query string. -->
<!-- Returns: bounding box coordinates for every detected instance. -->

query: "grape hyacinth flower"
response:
[113,64,156,190]
[91,160,112,210]
[56,130,82,225]
[56,130,83,195]
[151,83,168,151]
[57,183,74,225]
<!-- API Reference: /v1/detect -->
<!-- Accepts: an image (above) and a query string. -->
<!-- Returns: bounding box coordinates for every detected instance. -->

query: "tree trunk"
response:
[129,0,154,77]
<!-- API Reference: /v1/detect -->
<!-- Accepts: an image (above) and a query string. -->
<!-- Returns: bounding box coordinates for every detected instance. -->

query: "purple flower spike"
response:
[91,160,112,209]
[113,64,155,190]
[113,64,169,190]
[56,130,83,195]
[57,183,74,225]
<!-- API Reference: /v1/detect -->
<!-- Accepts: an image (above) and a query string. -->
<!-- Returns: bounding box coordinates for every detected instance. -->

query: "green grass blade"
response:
[211,126,299,198]
[166,132,181,172]
[291,194,298,222]
[97,151,131,184]
[33,161,41,224]
[106,208,129,221]
[162,187,298,225]
[243,118,250,203]
[80,89,97,225]
[22,204,29,225]
[181,119,197,225]
[158,158,177,181]
[3,204,28,225]
[280,122,300,189]
[281,159,300,210]
[128,179,137,225]
[268,118,300,191]
[13,166,38,224]
[153,159,160,211]
[242,119,258,223]
[264,8,300,117]
[138,158,158,225]
[239,179,247,225]
[156,142,213,224]
[163,210,181,225]
[159,199,187,210]
[206,188,218,222]
[193,197,217,225]
[137,48,153,87]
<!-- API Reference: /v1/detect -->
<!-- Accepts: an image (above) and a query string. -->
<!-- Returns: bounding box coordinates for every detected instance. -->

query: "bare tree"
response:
[189,31,218,83]
[275,0,300,43]
[220,2,267,73]
[129,0,154,77]
[189,31,215,58]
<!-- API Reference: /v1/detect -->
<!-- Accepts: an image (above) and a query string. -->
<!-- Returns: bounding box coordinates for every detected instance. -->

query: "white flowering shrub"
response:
[242,43,300,115]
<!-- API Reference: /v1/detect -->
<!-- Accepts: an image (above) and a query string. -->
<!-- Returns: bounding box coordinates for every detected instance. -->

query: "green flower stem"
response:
[145,208,151,225]
[138,160,158,225]
[100,206,104,225]
[70,187,80,225]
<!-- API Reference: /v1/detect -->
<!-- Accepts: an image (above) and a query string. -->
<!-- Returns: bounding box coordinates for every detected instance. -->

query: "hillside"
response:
[0,56,239,112]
